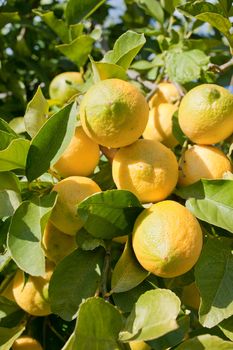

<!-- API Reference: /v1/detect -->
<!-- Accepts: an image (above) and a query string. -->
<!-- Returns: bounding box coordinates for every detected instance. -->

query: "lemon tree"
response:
[0,0,233,349]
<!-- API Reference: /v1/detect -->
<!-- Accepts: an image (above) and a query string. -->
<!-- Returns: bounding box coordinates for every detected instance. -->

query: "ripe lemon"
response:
[42,221,77,263]
[80,79,149,148]
[12,262,54,316]
[132,200,203,278]
[149,82,180,109]
[178,84,233,144]
[49,72,83,104]
[130,340,151,350]
[53,126,100,177]
[12,336,43,350]
[178,144,232,186]
[112,139,178,203]
[50,176,101,236]
[182,282,200,310]
[143,103,178,148]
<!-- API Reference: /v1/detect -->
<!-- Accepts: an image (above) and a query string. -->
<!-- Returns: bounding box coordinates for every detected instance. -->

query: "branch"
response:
[100,241,112,299]
[208,58,233,74]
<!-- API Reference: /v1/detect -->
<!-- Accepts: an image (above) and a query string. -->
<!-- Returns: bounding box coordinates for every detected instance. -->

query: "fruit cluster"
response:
[4,74,233,349]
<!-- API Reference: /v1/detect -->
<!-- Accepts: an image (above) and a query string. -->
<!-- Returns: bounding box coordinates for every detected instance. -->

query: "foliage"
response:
[0,0,233,349]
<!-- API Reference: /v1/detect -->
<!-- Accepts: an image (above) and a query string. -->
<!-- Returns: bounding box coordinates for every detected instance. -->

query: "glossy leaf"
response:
[111,238,149,293]
[0,139,30,172]
[9,117,26,134]
[166,49,209,84]
[34,10,69,43]
[26,102,77,182]
[49,248,105,321]
[219,316,233,341]
[172,111,187,146]
[77,190,143,239]
[72,297,124,350]
[176,334,233,350]
[136,0,164,23]
[186,180,233,233]
[8,192,57,276]
[24,86,49,138]
[119,289,180,341]
[0,172,20,192]
[0,118,18,137]
[91,60,127,83]
[103,31,146,70]
[195,237,233,328]
[0,131,16,151]
[57,35,94,67]
[65,0,106,25]
[0,190,21,219]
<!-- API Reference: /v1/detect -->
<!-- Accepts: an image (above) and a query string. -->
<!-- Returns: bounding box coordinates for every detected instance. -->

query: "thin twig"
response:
[100,241,112,299]
[178,139,189,171]
[208,58,233,74]
[47,318,66,343]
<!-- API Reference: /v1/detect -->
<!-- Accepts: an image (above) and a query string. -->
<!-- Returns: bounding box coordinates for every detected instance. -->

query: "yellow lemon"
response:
[53,126,100,177]
[12,262,54,316]
[50,176,101,236]
[132,200,203,278]
[178,145,232,186]
[42,221,77,263]
[80,78,149,148]
[12,337,43,350]
[112,139,178,203]
[178,84,233,144]
[149,82,180,109]
[49,71,83,104]
[143,103,178,148]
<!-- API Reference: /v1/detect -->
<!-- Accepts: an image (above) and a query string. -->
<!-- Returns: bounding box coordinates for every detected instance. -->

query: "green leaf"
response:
[57,35,94,67]
[9,117,26,135]
[176,334,233,350]
[0,119,18,138]
[26,102,77,182]
[91,60,127,83]
[24,86,49,138]
[195,237,233,328]
[172,111,187,146]
[0,139,30,172]
[0,325,25,350]
[148,315,190,350]
[69,23,84,41]
[0,190,21,219]
[65,0,106,25]
[119,289,180,342]
[72,297,124,350]
[62,333,75,350]
[166,49,210,84]
[92,161,115,191]
[33,10,69,43]
[219,316,233,341]
[76,228,105,251]
[111,238,149,293]
[136,0,164,24]
[77,190,143,239]
[178,1,232,37]
[186,180,233,233]
[103,31,146,70]
[8,192,57,276]
[0,12,20,29]
[49,248,104,321]
[0,172,20,192]
[0,131,16,151]
[0,297,20,320]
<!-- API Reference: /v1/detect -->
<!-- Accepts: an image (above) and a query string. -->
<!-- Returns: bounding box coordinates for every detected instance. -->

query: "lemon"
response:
[12,337,43,350]
[149,82,180,109]
[80,79,149,148]
[112,139,178,203]
[178,145,232,186]
[12,262,54,316]
[42,221,77,263]
[53,126,100,177]
[49,71,83,104]
[178,84,233,144]
[132,200,203,278]
[143,103,178,148]
[50,176,101,236]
